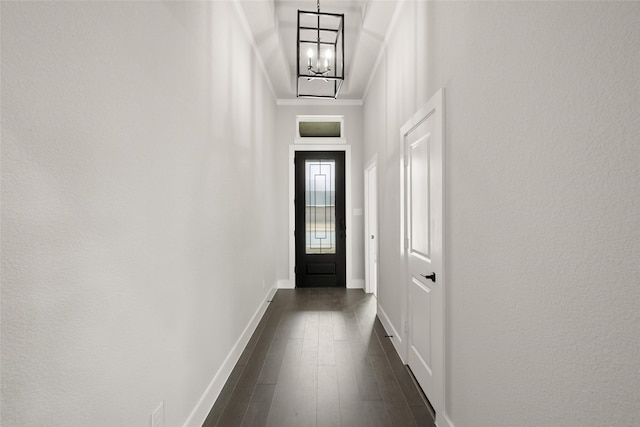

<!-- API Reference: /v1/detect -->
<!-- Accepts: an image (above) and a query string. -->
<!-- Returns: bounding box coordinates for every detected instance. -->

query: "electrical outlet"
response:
[151,401,164,427]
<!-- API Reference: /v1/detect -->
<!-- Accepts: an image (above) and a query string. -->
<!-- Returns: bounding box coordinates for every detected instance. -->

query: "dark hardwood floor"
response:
[202,288,435,427]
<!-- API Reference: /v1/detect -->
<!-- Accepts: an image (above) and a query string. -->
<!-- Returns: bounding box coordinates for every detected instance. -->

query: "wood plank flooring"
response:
[202,288,435,427]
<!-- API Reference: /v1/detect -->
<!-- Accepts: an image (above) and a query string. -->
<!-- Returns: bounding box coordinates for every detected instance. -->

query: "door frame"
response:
[364,155,378,295]
[399,88,446,418]
[288,143,353,288]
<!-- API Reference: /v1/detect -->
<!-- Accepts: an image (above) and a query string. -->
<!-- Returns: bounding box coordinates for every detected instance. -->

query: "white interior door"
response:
[402,89,445,416]
[365,161,378,297]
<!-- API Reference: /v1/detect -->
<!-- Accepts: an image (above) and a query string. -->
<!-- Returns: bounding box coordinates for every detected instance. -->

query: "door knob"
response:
[420,273,436,282]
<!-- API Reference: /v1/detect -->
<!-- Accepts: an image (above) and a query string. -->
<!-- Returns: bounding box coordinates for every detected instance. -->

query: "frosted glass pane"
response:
[306,159,336,254]
[410,137,430,257]
[299,122,341,137]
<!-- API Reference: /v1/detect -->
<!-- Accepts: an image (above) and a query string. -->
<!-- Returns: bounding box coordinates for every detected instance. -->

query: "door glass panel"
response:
[410,135,430,258]
[299,121,341,137]
[306,159,336,254]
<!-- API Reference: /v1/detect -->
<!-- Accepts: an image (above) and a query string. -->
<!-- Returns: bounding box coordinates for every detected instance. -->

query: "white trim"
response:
[296,115,344,122]
[278,98,363,106]
[182,285,277,427]
[436,413,455,427]
[364,156,378,295]
[288,144,352,290]
[377,304,405,363]
[364,156,378,171]
[349,279,365,290]
[362,0,405,102]
[277,279,293,289]
[294,138,347,146]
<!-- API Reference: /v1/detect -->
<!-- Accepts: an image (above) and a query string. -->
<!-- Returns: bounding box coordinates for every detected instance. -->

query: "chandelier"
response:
[296,0,344,99]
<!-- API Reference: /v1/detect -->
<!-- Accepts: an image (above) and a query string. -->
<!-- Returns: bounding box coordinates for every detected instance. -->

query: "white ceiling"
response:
[238,0,399,101]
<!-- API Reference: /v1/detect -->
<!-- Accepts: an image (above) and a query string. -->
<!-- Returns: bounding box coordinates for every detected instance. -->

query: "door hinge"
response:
[404,320,409,335]
[404,237,409,250]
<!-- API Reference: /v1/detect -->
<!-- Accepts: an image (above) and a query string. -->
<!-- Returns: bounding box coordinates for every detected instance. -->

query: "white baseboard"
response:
[182,285,277,427]
[377,304,453,427]
[348,279,365,289]
[436,413,455,427]
[377,304,406,363]
[277,279,293,289]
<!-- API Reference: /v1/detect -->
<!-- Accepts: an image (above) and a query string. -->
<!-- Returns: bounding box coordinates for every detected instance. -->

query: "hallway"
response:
[203,289,434,427]
[3,2,638,426]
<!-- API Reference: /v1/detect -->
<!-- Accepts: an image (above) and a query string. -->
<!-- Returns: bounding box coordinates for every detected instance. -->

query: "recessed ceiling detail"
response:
[238,0,400,101]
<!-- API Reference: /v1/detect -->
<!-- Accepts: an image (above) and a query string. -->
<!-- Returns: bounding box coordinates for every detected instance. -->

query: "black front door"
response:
[295,151,346,287]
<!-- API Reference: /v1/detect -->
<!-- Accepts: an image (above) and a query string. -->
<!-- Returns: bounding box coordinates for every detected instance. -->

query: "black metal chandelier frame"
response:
[296,1,344,99]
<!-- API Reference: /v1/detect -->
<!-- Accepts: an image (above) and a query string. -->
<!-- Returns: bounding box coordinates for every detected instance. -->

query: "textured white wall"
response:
[275,105,365,287]
[364,1,640,426]
[1,2,277,426]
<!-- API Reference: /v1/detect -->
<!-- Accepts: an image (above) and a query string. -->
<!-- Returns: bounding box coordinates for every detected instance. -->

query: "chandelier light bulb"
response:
[307,48,314,69]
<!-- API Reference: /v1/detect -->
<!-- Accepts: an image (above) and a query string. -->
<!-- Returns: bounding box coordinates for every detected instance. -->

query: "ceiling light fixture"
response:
[296,0,344,99]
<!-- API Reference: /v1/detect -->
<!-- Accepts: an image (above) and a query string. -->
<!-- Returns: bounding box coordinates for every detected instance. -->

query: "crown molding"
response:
[277,99,363,107]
